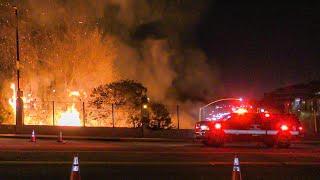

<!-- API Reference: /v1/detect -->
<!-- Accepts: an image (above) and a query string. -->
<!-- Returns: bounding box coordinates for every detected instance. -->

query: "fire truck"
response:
[195,102,303,148]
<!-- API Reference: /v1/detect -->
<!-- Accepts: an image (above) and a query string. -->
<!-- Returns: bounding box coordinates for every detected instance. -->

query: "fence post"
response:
[83,102,86,127]
[112,103,115,128]
[52,101,55,126]
[312,99,318,134]
[177,104,180,129]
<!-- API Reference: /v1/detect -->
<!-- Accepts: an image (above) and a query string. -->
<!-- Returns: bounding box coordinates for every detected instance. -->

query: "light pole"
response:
[141,103,148,125]
[13,6,24,127]
[198,98,242,121]
[140,95,149,137]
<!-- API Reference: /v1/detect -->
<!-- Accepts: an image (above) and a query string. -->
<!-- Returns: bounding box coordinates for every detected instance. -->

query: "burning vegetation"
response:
[5,80,172,128]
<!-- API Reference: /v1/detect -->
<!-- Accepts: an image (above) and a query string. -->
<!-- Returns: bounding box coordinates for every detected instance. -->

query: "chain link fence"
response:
[17,101,193,129]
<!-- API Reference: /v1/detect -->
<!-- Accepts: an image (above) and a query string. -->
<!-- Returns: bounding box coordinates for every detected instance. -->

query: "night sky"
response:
[196,1,319,99]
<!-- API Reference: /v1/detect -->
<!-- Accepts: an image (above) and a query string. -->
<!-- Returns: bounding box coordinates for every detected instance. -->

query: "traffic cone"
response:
[57,131,64,143]
[30,130,36,142]
[70,155,81,180]
[232,155,242,180]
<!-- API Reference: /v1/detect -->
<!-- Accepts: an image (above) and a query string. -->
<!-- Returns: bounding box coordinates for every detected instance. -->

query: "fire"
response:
[69,91,80,97]
[8,83,82,126]
[8,83,16,114]
[57,103,81,126]
[57,90,82,126]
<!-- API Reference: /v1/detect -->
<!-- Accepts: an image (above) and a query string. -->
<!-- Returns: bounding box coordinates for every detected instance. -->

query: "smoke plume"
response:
[0,0,220,128]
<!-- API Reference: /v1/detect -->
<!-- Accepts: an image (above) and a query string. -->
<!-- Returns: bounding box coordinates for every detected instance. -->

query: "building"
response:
[263,81,320,134]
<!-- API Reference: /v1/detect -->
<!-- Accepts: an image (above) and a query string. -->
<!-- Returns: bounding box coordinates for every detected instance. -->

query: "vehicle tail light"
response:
[280,124,289,131]
[298,126,303,131]
[214,123,222,130]
[200,125,210,131]
[233,108,248,114]
[264,113,270,118]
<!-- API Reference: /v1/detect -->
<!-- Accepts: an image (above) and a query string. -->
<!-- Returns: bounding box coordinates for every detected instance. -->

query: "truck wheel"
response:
[202,140,209,146]
[210,142,224,147]
[206,138,224,147]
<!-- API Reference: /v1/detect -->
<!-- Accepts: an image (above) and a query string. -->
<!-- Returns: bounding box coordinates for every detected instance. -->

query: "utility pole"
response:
[52,101,55,126]
[82,102,86,127]
[112,104,115,128]
[13,6,24,128]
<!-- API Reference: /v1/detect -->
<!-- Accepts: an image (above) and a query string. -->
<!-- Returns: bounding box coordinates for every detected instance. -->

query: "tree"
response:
[148,102,172,129]
[88,79,172,129]
[87,80,147,127]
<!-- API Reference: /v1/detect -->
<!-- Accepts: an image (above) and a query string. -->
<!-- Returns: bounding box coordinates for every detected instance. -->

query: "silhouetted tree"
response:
[148,102,172,129]
[88,80,147,127]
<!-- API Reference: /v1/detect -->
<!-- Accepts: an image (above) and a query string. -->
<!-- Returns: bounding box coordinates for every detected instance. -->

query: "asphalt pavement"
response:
[0,138,319,179]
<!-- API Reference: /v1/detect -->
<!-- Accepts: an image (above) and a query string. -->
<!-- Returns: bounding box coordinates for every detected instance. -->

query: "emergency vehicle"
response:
[195,110,303,148]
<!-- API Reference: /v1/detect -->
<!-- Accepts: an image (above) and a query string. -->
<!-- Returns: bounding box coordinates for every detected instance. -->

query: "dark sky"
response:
[196,1,319,99]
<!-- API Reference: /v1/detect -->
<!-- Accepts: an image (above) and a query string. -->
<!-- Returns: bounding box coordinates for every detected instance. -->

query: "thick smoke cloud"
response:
[0,0,220,128]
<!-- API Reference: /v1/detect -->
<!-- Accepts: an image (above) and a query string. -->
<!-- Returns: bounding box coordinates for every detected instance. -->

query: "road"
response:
[0,138,319,179]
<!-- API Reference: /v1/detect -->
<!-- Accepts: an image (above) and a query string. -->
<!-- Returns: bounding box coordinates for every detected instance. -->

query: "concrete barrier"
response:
[0,125,141,138]
[0,125,193,139]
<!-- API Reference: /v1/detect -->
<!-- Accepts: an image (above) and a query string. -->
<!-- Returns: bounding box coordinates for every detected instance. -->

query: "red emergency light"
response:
[280,124,289,131]
[214,123,222,130]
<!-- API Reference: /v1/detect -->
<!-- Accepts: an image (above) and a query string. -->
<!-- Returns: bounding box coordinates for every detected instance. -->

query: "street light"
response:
[198,97,243,121]
[143,104,148,109]
[12,6,24,127]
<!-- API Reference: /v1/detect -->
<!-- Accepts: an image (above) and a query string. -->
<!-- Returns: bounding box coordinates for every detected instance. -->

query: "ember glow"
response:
[57,103,81,126]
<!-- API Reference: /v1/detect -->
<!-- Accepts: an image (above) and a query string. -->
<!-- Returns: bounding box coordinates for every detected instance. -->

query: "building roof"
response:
[264,81,320,101]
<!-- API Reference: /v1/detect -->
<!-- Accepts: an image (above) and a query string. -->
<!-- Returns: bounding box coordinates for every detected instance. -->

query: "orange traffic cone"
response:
[70,155,81,180]
[30,130,36,142]
[232,155,242,180]
[57,131,64,143]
